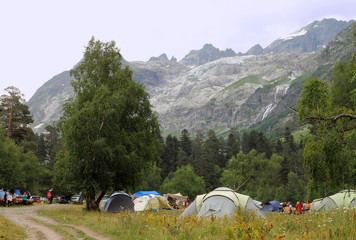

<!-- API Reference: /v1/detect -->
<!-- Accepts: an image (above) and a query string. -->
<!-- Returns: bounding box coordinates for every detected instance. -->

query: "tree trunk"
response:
[96,191,106,206]
[86,196,100,211]
[85,187,100,211]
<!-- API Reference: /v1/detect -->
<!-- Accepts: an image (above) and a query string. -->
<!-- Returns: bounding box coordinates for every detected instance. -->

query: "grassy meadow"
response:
[0,215,27,240]
[37,205,356,240]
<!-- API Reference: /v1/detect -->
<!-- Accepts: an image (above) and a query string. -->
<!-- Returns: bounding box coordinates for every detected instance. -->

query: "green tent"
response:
[314,190,356,212]
[179,187,265,218]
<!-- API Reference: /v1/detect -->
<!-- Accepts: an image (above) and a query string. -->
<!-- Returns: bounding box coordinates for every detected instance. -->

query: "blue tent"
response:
[132,191,160,197]
[262,200,281,212]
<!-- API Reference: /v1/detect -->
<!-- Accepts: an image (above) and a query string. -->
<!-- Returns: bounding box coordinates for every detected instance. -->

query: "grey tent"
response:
[309,198,323,211]
[314,190,356,212]
[180,187,265,219]
[102,192,134,213]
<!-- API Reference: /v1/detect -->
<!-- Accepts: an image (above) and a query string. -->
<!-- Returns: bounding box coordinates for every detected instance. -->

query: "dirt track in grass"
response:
[0,204,111,240]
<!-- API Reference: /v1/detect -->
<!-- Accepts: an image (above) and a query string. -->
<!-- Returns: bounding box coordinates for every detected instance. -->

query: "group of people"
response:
[3,191,13,207]
[2,191,30,207]
[280,201,311,214]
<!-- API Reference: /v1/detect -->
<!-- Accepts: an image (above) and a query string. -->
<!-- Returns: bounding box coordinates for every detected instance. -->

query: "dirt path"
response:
[0,204,111,240]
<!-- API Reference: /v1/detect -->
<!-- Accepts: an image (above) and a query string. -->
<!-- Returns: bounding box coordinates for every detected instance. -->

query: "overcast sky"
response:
[1,0,356,101]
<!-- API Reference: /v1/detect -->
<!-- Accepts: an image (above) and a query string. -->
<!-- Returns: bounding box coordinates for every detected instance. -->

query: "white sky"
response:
[1,0,356,101]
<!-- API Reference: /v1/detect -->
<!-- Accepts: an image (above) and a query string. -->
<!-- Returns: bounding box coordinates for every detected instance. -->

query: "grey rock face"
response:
[245,44,263,55]
[179,43,237,67]
[149,53,169,62]
[152,53,316,132]
[263,19,354,54]
[27,19,355,134]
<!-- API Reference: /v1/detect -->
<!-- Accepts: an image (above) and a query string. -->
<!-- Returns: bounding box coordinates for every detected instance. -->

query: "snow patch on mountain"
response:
[188,55,254,78]
[280,29,308,41]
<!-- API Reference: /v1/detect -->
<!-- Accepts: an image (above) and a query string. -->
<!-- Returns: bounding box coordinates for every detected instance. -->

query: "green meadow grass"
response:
[223,75,260,91]
[38,205,356,240]
[0,215,27,240]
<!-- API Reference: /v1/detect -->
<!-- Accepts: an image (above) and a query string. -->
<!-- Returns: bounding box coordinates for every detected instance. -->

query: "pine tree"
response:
[179,129,192,157]
[225,128,240,163]
[161,135,180,180]
[201,130,222,190]
[191,131,204,176]
[0,86,34,146]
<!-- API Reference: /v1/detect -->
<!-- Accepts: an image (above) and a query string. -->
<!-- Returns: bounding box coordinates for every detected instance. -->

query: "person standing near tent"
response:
[284,202,292,214]
[7,192,12,207]
[47,191,52,204]
[302,201,308,213]
[3,191,7,207]
[295,201,302,214]
[23,192,28,205]
[306,200,311,210]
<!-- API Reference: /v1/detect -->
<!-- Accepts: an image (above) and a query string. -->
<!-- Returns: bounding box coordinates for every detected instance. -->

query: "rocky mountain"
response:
[245,44,263,55]
[179,43,237,67]
[263,18,354,54]
[27,19,355,135]
[149,53,170,62]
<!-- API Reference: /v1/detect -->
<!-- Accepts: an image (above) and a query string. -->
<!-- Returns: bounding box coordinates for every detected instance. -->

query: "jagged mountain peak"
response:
[264,18,354,54]
[245,44,263,55]
[149,53,169,62]
[27,18,355,134]
[179,43,237,67]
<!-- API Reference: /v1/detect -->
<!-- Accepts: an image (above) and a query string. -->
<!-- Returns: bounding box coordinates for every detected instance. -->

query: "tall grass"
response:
[0,215,27,240]
[38,205,356,240]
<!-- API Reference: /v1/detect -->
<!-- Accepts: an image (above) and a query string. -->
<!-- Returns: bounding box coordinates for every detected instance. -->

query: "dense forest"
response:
[0,28,355,208]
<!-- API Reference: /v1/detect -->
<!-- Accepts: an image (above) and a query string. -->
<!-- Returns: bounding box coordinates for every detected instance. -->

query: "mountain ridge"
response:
[27,19,356,135]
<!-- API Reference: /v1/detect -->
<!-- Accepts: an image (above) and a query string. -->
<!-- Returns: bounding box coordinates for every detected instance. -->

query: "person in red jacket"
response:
[295,201,302,214]
[47,191,52,204]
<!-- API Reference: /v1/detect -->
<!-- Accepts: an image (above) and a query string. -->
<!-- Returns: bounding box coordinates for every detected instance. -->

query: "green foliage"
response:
[0,127,44,192]
[137,162,162,191]
[241,130,272,158]
[35,124,63,171]
[331,60,356,110]
[299,28,356,197]
[225,128,240,165]
[56,37,162,209]
[160,134,180,180]
[298,77,330,120]
[201,130,224,190]
[285,171,304,203]
[221,150,283,202]
[222,75,260,91]
[0,86,34,148]
[179,129,192,158]
[160,165,205,199]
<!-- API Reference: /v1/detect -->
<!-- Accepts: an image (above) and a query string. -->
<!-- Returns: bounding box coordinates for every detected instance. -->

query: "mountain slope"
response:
[27,19,355,135]
[179,43,236,67]
[263,18,354,54]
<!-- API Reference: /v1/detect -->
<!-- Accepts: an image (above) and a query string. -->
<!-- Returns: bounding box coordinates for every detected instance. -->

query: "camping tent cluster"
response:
[312,190,356,212]
[180,187,265,219]
[102,191,172,213]
[101,188,265,219]
[84,189,356,216]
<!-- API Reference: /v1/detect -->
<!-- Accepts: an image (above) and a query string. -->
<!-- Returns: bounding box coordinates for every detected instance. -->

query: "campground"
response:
[0,203,355,239]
